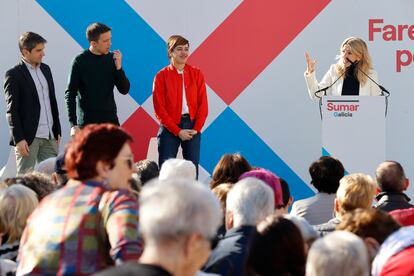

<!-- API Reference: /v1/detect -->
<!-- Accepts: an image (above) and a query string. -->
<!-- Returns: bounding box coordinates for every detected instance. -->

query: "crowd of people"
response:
[0,123,413,275]
[2,17,412,275]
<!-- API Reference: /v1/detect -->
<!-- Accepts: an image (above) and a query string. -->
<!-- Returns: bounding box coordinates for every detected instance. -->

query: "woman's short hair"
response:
[167,35,189,58]
[0,184,38,243]
[336,173,376,216]
[306,231,370,276]
[65,124,133,181]
[210,153,252,189]
[309,156,345,194]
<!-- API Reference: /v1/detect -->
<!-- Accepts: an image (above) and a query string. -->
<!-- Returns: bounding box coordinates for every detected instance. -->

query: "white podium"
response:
[321,96,385,176]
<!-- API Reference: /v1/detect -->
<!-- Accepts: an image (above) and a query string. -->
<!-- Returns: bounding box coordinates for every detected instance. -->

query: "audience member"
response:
[203,177,274,276]
[337,208,401,261]
[159,158,196,180]
[212,183,233,239]
[4,171,55,200]
[17,124,142,275]
[306,231,370,276]
[291,156,344,225]
[96,178,222,276]
[210,153,252,189]
[246,215,306,276]
[0,185,38,261]
[239,168,284,212]
[337,208,414,276]
[280,178,293,213]
[34,156,56,176]
[314,173,376,236]
[389,207,414,226]
[375,160,412,212]
[135,159,159,185]
[51,151,68,187]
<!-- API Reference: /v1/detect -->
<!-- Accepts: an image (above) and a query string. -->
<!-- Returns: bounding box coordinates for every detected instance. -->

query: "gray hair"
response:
[226,177,275,227]
[159,159,196,180]
[139,178,221,243]
[306,231,370,276]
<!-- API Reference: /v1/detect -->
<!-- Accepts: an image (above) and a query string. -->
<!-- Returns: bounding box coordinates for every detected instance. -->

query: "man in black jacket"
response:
[375,161,412,212]
[65,22,130,137]
[4,32,61,175]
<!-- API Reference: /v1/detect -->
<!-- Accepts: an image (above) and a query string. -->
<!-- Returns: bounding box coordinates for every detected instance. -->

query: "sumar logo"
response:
[327,102,359,117]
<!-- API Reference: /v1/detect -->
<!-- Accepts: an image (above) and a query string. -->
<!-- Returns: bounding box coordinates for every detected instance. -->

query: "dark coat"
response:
[4,61,61,146]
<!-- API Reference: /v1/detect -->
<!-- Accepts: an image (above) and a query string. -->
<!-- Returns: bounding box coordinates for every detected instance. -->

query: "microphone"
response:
[347,58,390,117]
[345,58,390,97]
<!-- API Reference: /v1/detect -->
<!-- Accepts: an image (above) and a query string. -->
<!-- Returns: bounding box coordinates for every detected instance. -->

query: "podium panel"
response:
[322,96,385,176]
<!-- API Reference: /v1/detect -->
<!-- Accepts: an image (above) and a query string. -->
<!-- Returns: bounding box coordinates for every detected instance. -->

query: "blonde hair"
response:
[335,37,373,85]
[0,184,38,243]
[212,183,233,213]
[336,173,376,216]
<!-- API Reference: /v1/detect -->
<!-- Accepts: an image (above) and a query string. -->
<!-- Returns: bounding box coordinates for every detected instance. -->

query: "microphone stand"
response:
[347,58,391,117]
[313,70,347,120]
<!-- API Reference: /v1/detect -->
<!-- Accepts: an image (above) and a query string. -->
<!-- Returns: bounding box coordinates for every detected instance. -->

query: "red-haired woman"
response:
[17,124,142,275]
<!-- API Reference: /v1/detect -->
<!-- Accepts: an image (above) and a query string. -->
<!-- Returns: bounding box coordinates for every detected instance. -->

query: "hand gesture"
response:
[113,50,123,70]
[178,129,194,141]
[16,139,30,156]
[305,52,317,74]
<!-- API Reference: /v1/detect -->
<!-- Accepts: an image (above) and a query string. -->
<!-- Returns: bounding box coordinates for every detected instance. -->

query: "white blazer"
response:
[304,64,382,100]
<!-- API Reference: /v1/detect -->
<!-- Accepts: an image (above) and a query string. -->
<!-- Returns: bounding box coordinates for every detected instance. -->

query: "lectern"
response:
[321,96,385,176]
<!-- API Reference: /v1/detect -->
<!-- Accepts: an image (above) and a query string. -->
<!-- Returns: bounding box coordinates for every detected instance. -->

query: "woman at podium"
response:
[304,37,381,100]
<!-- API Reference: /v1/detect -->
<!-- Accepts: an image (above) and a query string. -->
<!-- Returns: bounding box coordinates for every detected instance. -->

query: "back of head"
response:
[159,158,196,180]
[0,184,38,243]
[135,159,159,185]
[336,173,376,216]
[226,178,274,227]
[337,208,401,245]
[34,157,56,176]
[86,22,111,42]
[210,153,252,189]
[306,231,370,276]
[309,156,344,194]
[139,178,221,245]
[376,161,406,193]
[247,215,306,276]
[211,183,233,213]
[65,124,132,181]
[239,168,284,208]
[5,171,55,201]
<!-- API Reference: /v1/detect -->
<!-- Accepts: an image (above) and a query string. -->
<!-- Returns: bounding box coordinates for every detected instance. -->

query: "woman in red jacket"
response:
[153,35,208,177]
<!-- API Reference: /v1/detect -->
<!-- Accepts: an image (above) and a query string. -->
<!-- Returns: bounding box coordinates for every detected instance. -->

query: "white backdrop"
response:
[1,0,413,199]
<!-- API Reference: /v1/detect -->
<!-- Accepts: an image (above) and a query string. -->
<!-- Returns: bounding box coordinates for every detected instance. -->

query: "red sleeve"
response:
[152,71,181,136]
[193,69,208,133]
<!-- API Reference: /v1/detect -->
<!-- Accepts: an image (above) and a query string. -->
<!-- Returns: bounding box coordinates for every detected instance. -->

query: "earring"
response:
[102,178,110,190]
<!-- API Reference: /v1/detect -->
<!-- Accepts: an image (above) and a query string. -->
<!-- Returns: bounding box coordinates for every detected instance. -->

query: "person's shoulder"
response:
[73,50,91,62]
[5,63,23,77]
[185,63,203,74]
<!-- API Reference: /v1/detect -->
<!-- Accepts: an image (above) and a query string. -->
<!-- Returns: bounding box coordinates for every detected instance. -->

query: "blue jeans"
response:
[157,115,200,178]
